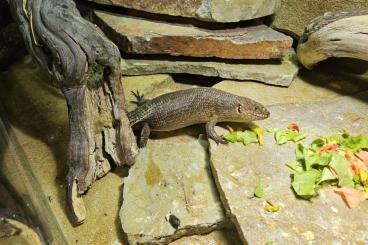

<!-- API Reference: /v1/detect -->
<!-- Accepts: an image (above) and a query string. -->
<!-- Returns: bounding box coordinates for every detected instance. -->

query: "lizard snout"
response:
[251,103,270,120]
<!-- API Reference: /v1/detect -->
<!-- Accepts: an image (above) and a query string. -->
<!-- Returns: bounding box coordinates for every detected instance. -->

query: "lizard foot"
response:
[130,90,147,106]
[209,134,229,145]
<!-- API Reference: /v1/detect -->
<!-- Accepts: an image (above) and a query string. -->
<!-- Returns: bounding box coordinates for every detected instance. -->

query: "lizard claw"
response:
[211,135,229,145]
[130,90,147,106]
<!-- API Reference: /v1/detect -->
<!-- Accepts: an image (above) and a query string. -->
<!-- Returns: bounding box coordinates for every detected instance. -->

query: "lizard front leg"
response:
[131,90,150,106]
[139,122,151,148]
[206,116,228,144]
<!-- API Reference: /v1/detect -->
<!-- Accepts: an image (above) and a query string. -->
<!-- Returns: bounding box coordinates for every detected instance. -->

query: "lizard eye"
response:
[237,104,242,114]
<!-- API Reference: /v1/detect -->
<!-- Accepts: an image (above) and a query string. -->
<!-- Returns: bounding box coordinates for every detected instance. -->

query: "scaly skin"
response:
[128,87,270,147]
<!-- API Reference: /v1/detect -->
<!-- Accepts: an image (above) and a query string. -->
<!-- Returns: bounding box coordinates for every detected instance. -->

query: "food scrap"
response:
[249,124,265,146]
[287,123,300,132]
[254,183,265,198]
[264,200,280,212]
[287,131,368,208]
[223,125,262,145]
[274,124,307,145]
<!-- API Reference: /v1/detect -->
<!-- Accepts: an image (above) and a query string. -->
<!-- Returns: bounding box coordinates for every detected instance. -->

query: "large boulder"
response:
[89,0,281,23]
[272,0,368,37]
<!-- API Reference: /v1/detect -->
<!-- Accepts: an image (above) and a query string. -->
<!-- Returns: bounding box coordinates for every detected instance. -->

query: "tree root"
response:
[7,0,138,225]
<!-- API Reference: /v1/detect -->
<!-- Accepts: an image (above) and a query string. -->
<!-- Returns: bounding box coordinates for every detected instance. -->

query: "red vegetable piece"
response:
[345,150,365,175]
[287,123,300,132]
[335,187,367,208]
[356,151,368,168]
[319,142,339,154]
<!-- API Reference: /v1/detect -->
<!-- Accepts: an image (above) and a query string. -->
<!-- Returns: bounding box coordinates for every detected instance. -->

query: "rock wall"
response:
[272,0,368,37]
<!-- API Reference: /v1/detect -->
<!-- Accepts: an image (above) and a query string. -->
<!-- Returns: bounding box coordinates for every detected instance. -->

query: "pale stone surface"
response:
[120,138,226,244]
[94,11,292,59]
[272,0,368,37]
[170,229,242,245]
[121,50,299,87]
[213,69,368,106]
[0,56,127,244]
[90,0,281,23]
[209,92,368,244]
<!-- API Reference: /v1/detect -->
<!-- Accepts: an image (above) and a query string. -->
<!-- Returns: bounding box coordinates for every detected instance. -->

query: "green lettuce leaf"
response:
[319,167,337,184]
[286,161,304,172]
[329,154,354,187]
[242,130,258,145]
[223,134,237,143]
[291,169,321,199]
[274,129,307,145]
[223,130,259,145]
[254,183,265,198]
[340,135,368,153]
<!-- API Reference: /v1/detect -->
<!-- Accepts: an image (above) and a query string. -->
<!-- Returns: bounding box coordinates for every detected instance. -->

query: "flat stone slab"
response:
[120,138,226,244]
[213,73,368,106]
[121,50,298,86]
[170,229,241,245]
[209,92,368,244]
[94,11,292,59]
[90,0,281,23]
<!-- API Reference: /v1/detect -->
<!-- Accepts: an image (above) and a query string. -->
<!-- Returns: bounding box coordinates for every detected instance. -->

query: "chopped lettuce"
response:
[292,169,321,198]
[254,183,265,198]
[274,129,307,145]
[223,126,260,145]
[286,131,368,207]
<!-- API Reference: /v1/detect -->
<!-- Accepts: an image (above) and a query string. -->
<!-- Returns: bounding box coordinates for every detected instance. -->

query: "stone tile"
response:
[120,137,226,244]
[213,69,368,106]
[91,0,281,23]
[94,11,292,59]
[169,229,242,245]
[209,92,368,244]
[121,49,299,87]
[272,0,368,37]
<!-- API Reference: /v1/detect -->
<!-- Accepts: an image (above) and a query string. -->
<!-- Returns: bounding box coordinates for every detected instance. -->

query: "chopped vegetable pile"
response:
[222,123,368,208]
[288,131,368,208]
[274,124,307,145]
[223,125,261,145]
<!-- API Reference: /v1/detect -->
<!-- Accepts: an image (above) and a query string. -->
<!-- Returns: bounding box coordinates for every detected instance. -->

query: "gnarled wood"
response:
[297,11,368,69]
[6,0,138,225]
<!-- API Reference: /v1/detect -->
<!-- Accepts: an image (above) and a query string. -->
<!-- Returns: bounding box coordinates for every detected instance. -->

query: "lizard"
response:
[128,87,270,147]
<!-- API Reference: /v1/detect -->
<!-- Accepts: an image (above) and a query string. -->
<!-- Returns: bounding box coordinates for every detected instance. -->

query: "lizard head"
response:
[227,97,270,122]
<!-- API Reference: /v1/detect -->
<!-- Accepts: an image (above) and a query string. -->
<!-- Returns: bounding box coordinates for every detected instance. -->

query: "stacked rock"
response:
[91,0,299,86]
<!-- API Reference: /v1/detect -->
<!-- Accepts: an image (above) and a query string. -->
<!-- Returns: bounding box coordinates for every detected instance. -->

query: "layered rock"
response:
[209,92,368,244]
[90,0,281,23]
[94,11,292,59]
[121,50,299,86]
[170,229,241,245]
[213,70,368,106]
[272,0,368,37]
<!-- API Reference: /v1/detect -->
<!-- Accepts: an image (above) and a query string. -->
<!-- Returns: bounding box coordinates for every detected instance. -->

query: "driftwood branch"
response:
[297,10,368,69]
[7,0,138,225]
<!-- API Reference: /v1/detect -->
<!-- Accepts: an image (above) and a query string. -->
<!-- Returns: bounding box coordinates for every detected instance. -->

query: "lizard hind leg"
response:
[130,90,148,106]
[139,122,151,148]
[205,117,229,145]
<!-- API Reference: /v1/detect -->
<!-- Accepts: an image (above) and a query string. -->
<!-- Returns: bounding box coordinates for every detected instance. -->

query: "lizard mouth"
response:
[248,109,270,120]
